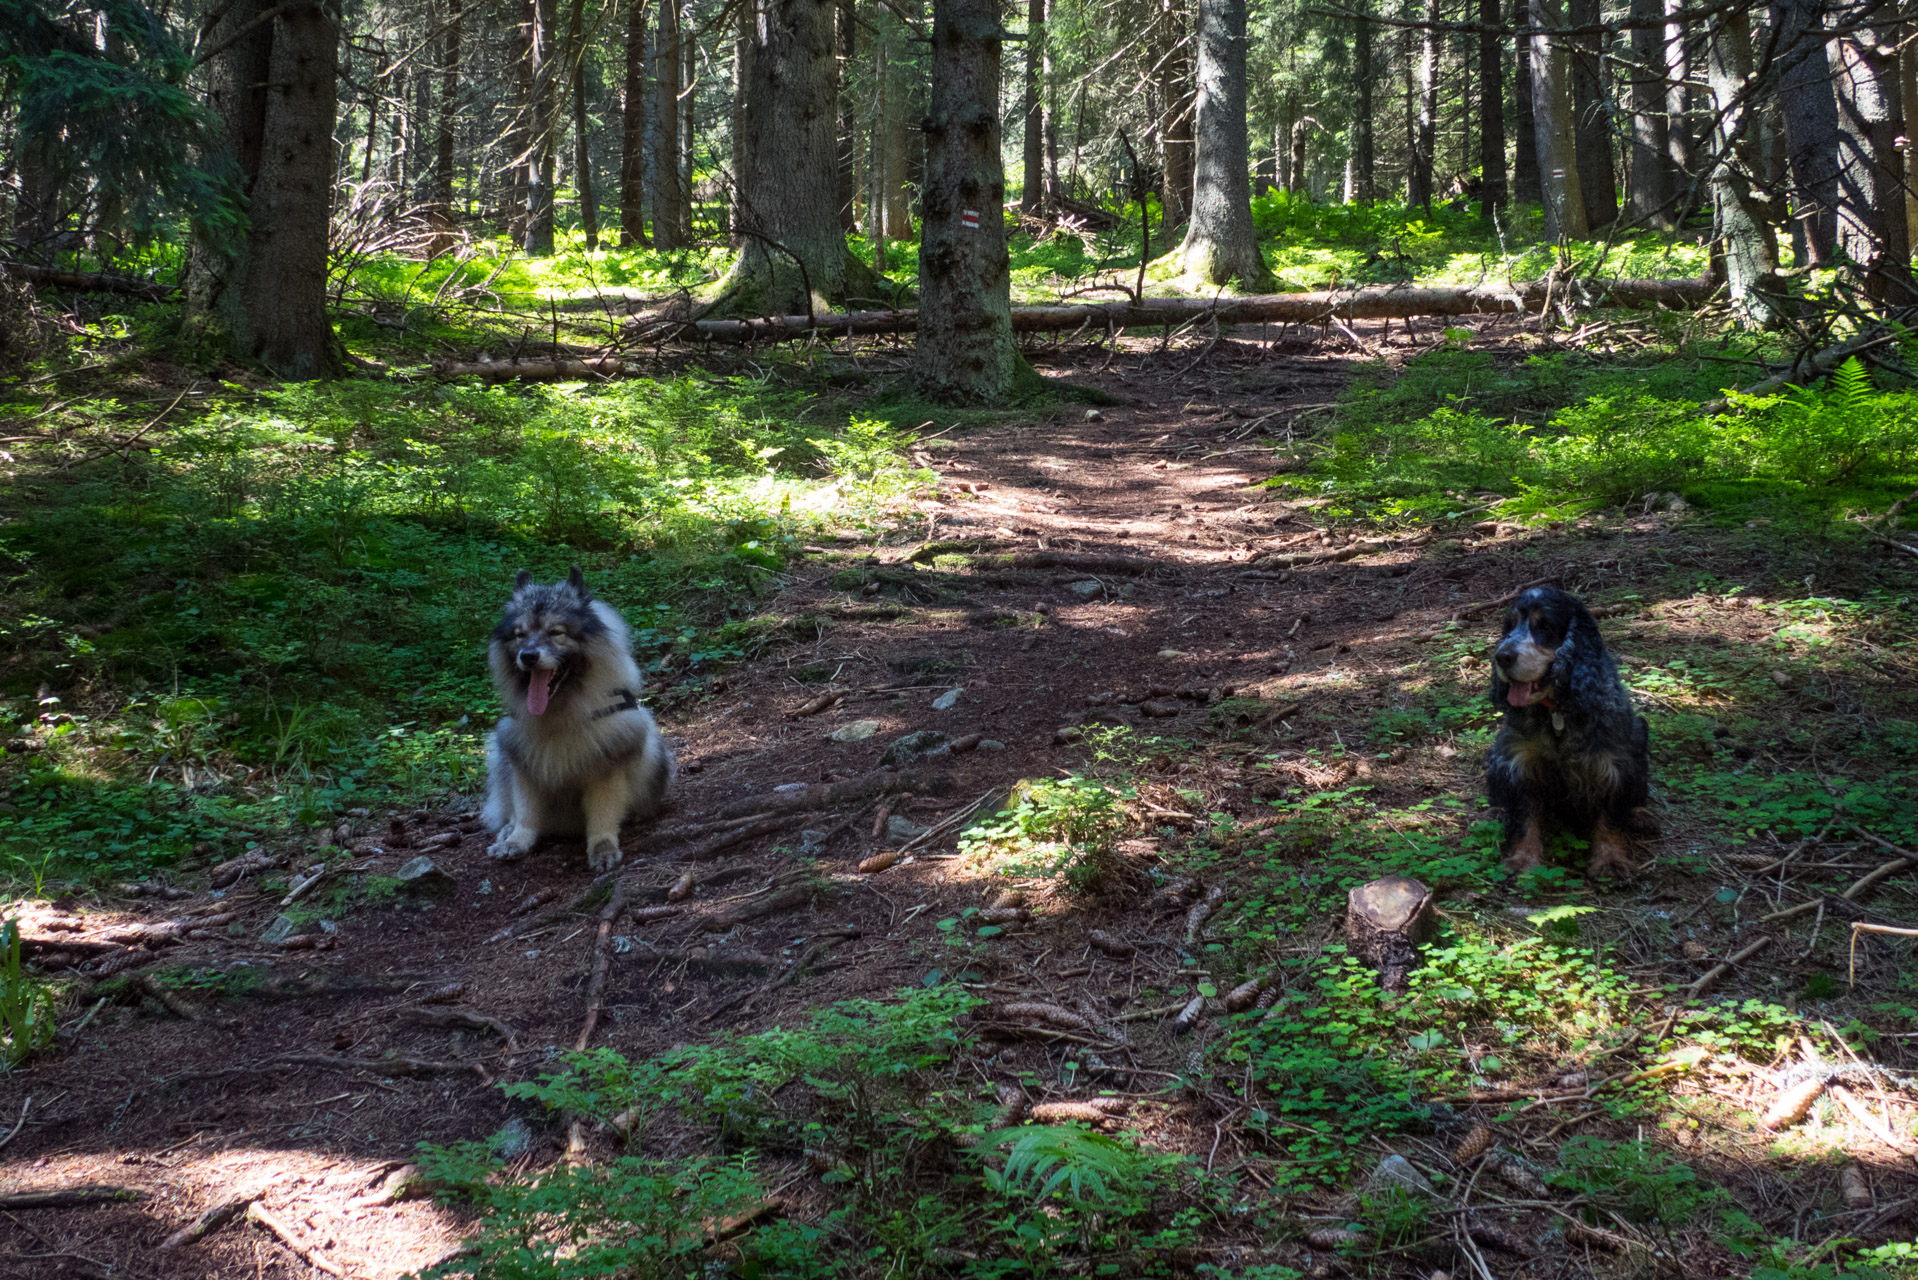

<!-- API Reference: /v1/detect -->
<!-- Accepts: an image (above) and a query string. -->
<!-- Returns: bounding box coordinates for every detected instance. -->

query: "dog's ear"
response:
[514,569,533,590]
[1551,612,1611,710]
[567,564,589,597]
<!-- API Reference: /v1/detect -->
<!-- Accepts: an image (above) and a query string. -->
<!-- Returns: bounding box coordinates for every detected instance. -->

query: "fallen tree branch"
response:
[160,1197,253,1249]
[1249,533,1431,572]
[675,813,810,863]
[247,1201,346,1277]
[0,1185,144,1209]
[1687,934,1775,998]
[2,261,177,301]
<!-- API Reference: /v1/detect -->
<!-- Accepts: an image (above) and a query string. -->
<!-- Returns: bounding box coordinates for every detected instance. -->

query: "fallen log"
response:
[429,277,1720,375]
[2,261,177,301]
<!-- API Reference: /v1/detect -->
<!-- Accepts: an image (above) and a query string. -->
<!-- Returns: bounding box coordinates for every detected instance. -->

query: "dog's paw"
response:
[1502,846,1545,873]
[586,837,624,872]
[1586,840,1637,879]
[489,829,534,862]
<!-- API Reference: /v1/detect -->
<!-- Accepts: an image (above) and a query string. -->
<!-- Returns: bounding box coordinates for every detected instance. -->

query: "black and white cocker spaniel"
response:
[1486,586,1653,877]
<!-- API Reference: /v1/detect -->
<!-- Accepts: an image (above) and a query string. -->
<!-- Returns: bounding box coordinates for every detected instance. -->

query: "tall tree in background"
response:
[1157,0,1194,226]
[1511,2,1540,205]
[185,0,340,378]
[1625,0,1670,228]
[725,0,843,312]
[1567,0,1614,228]
[1706,5,1785,325]
[522,0,558,254]
[1177,0,1270,286]
[1021,0,1044,214]
[1476,0,1505,214]
[652,0,688,247]
[1832,4,1910,299]
[836,0,858,230]
[1409,0,1437,209]
[1527,0,1585,240]
[873,5,916,249]
[1349,0,1375,203]
[432,0,461,215]
[621,0,649,246]
[566,0,597,249]
[1771,0,1838,265]
[914,0,1018,402]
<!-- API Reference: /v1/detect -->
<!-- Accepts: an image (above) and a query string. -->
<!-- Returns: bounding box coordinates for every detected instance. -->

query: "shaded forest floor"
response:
[4,317,1918,1280]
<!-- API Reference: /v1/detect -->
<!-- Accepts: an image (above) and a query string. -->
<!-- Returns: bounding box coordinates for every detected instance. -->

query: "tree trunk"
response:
[1625,0,1670,228]
[837,0,858,230]
[621,0,650,246]
[523,0,558,254]
[1346,877,1437,991]
[1477,0,1506,214]
[1769,0,1837,267]
[1412,0,1438,209]
[1706,8,1786,326]
[506,16,530,237]
[1158,0,1195,226]
[1021,0,1044,213]
[1662,0,1694,208]
[1176,0,1270,287]
[1568,0,1615,228]
[1528,0,1586,240]
[1512,0,1539,204]
[680,1,695,216]
[1351,0,1375,203]
[1289,115,1309,197]
[652,0,687,246]
[433,0,462,214]
[1833,5,1913,302]
[913,0,1020,402]
[724,0,844,313]
[186,0,340,378]
[565,0,597,250]
[877,11,915,242]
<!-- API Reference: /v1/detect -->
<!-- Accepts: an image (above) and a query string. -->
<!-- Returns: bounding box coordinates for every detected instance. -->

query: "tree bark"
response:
[1568,0,1615,228]
[1833,7,1913,302]
[837,0,858,230]
[567,0,597,250]
[1176,0,1271,287]
[185,0,340,379]
[652,0,687,247]
[1158,0,1195,226]
[1705,7,1786,326]
[433,0,462,215]
[913,0,1020,402]
[1511,0,1540,204]
[1625,0,1671,228]
[680,0,696,216]
[1411,0,1438,209]
[1289,115,1309,197]
[506,13,531,236]
[1528,0,1587,240]
[1346,877,1437,991]
[876,10,916,244]
[1021,0,1044,213]
[723,0,844,313]
[523,0,559,255]
[1477,0,1506,214]
[1351,0,1376,203]
[1662,0,1694,208]
[601,275,1721,351]
[621,0,650,246]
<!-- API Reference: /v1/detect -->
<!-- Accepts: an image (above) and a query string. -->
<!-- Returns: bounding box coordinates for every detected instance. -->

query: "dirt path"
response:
[4,333,1914,1278]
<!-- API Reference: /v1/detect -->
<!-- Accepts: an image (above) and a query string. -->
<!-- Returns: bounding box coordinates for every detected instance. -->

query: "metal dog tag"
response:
[1551,711,1566,733]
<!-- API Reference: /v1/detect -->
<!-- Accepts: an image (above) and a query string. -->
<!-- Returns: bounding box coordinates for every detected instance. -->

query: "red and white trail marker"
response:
[960,208,981,229]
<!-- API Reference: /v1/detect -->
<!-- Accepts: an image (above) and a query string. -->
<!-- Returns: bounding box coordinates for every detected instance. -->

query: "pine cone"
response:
[1451,1124,1494,1164]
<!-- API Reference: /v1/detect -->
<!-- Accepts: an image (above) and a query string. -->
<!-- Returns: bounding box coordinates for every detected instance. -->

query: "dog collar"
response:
[593,688,640,720]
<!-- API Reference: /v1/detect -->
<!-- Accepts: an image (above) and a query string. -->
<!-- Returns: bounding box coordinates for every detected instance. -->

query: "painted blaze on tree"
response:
[912,0,1019,403]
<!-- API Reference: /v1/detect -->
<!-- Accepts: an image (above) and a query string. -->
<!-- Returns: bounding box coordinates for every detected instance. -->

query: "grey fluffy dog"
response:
[482,567,673,870]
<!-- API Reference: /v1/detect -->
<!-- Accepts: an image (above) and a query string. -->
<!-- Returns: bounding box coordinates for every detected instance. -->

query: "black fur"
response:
[1485,586,1652,871]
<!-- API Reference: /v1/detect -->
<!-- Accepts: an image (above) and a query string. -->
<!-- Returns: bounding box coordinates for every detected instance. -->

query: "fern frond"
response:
[1829,356,1875,410]
[983,1125,1142,1207]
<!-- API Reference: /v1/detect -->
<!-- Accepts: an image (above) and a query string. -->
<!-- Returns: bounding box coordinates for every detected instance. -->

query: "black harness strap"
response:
[593,688,640,720]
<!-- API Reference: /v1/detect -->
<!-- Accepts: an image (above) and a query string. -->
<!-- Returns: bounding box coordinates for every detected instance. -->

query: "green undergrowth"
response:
[416,987,1245,1280]
[0,367,929,890]
[1305,338,1918,527]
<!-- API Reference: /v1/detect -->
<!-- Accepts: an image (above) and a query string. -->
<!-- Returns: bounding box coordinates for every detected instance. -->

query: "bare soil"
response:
[4,325,1917,1279]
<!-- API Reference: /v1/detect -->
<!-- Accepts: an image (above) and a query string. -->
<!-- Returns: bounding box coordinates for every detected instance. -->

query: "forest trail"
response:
[3,327,1915,1278]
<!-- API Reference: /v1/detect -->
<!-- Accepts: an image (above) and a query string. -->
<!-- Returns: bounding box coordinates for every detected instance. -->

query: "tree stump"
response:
[1346,876,1438,990]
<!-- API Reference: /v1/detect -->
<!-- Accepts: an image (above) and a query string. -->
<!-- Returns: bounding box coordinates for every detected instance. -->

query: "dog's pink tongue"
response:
[525,668,553,716]
[1507,680,1537,708]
